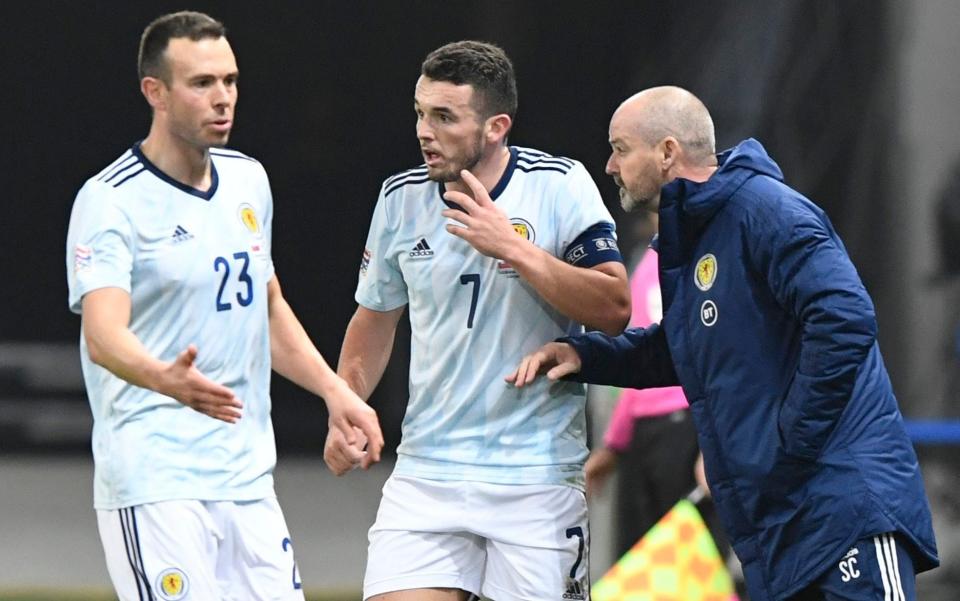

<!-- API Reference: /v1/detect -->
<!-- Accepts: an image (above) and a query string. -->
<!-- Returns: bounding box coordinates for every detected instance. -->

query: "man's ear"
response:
[660,136,681,172]
[485,113,513,145]
[141,76,167,111]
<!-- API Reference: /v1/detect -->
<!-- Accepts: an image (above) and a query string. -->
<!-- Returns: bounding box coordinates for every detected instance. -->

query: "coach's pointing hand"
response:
[505,341,583,387]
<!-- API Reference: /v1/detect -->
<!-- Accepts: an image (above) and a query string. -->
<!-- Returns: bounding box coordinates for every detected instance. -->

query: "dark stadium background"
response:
[1,0,959,597]
[0,0,917,449]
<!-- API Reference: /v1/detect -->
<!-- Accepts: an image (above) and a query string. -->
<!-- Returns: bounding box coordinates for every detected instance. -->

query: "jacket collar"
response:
[653,139,784,305]
[659,138,783,223]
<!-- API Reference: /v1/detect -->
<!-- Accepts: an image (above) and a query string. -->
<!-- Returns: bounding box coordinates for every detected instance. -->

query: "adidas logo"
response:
[408,238,434,258]
[562,579,585,600]
[171,225,194,244]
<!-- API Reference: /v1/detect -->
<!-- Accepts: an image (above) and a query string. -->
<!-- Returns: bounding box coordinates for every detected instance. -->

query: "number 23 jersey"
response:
[357,147,620,488]
[66,143,276,510]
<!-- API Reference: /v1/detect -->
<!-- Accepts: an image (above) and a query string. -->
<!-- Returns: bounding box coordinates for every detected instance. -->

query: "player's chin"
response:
[426,165,460,183]
[202,128,232,147]
[208,135,231,148]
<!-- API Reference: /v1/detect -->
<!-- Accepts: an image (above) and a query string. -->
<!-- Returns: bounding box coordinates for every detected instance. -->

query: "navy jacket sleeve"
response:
[559,323,680,389]
[750,193,877,461]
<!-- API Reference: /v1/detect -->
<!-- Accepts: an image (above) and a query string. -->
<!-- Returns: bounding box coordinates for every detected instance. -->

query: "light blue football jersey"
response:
[66,143,277,510]
[357,147,618,489]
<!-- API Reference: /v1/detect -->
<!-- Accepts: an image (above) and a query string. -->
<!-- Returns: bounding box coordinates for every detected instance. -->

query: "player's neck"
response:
[447,145,511,196]
[140,128,213,192]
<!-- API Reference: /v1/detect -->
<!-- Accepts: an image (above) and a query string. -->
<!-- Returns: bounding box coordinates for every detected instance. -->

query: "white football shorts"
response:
[97,497,305,601]
[363,475,590,601]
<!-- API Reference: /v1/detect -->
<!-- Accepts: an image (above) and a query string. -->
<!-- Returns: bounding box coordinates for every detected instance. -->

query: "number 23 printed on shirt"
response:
[214,251,254,312]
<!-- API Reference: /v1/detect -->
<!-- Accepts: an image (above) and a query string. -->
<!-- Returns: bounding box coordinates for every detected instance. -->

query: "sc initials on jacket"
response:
[838,548,860,582]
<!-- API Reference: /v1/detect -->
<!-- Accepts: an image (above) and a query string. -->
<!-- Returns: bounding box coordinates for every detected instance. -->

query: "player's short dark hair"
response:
[421,41,518,121]
[138,11,226,83]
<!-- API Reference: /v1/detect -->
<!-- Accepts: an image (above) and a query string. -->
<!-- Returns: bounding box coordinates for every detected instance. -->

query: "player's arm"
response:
[322,304,405,475]
[266,276,384,469]
[443,170,630,335]
[497,246,628,335]
[338,305,405,400]
[81,287,242,423]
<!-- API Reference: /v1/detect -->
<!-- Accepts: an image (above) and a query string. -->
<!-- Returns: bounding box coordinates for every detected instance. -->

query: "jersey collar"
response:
[132,141,220,201]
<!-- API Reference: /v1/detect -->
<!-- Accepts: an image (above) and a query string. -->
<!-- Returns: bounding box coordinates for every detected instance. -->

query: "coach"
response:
[509,86,938,601]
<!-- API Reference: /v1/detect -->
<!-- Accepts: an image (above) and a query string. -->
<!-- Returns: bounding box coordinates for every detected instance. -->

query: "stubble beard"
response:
[167,105,232,151]
[170,121,230,153]
[617,166,662,213]
[428,133,484,183]
[619,187,639,212]
[619,185,662,213]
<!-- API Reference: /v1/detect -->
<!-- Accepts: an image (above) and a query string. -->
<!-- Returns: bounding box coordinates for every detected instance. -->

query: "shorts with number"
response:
[97,497,305,601]
[789,532,917,601]
[363,475,590,601]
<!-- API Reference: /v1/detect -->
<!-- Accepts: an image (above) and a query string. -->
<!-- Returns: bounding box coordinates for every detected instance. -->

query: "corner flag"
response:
[591,499,737,601]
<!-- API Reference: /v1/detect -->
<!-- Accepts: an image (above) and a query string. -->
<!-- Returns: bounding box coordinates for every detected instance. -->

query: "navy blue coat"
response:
[565,140,937,600]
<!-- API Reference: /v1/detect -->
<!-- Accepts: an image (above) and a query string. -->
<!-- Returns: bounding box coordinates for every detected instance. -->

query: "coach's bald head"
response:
[616,86,716,164]
[606,86,717,212]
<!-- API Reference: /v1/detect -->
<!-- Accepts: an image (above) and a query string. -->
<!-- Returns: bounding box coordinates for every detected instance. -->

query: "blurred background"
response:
[1,0,959,598]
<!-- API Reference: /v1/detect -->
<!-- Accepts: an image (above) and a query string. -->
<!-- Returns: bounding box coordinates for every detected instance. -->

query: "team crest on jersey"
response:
[498,218,534,277]
[694,253,717,291]
[238,203,262,238]
[156,567,189,600]
[510,217,535,242]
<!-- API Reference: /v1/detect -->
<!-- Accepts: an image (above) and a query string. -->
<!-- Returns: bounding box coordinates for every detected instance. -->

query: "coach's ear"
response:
[484,113,512,145]
[659,136,682,175]
[141,76,167,111]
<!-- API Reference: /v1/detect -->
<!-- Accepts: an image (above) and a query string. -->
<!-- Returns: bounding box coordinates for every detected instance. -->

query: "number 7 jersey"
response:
[66,143,277,510]
[356,147,620,489]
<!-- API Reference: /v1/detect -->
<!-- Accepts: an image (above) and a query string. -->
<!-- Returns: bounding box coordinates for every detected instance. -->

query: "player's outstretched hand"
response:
[441,169,524,260]
[162,344,243,423]
[324,383,384,475]
[505,342,583,388]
